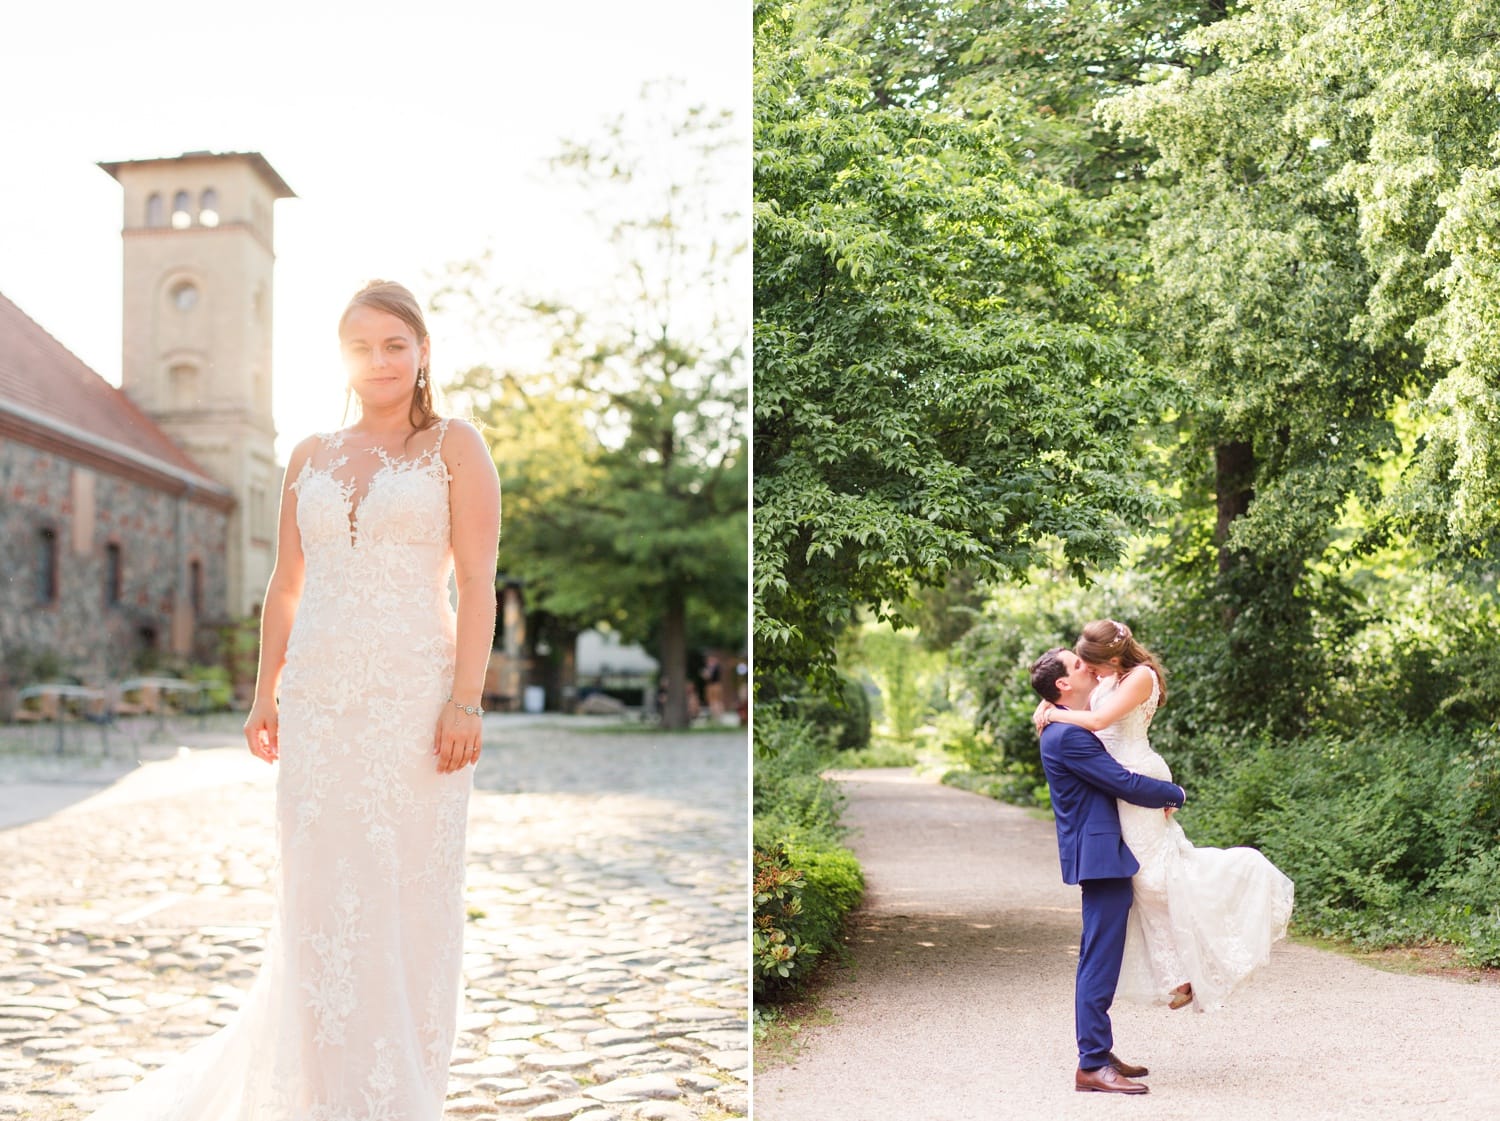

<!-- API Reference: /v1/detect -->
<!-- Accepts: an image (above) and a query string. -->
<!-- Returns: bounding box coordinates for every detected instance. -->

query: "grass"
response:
[753,999,838,1072]
[1292,931,1500,987]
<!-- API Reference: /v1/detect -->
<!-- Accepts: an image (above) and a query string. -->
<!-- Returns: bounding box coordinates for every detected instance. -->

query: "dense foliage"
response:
[752,713,866,1000]
[753,3,1165,695]
[755,0,1500,965]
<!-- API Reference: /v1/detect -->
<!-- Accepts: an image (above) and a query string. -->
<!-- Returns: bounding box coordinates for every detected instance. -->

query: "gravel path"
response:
[754,768,1500,1121]
[0,717,748,1120]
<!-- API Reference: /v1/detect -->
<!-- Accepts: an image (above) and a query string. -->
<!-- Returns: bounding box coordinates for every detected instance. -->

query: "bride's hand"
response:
[433,703,483,774]
[244,697,279,763]
[1032,700,1053,734]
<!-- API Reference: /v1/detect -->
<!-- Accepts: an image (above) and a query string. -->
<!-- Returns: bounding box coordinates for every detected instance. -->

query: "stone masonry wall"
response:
[0,438,229,684]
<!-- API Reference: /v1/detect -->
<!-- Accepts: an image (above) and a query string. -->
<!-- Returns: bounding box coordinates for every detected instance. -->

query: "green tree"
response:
[754,3,1165,694]
[440,87,748,729]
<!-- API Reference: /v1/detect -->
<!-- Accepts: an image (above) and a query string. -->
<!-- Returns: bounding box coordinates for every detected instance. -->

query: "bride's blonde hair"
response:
[1075,619,1167,704]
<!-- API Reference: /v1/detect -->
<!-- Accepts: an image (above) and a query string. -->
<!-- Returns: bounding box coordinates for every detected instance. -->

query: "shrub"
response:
[796,675,872,752]
[753,711,866,1001]
[1185,723,1500,962]
[752,840,864,1001]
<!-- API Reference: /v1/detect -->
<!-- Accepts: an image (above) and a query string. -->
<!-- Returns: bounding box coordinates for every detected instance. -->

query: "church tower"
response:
[99,151,295,619]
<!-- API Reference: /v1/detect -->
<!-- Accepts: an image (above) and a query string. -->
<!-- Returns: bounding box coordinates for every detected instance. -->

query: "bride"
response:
[1035,619,1294,1012]
[87,280,502,1118]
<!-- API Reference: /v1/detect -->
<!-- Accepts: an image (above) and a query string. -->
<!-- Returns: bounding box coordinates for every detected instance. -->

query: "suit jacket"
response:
[1040,718,1185,885]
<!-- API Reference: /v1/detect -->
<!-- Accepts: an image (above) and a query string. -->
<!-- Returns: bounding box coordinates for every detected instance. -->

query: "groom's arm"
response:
[1055,728,1185,809]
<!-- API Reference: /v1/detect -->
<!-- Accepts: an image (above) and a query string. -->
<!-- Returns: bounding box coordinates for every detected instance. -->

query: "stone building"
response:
[0,150,292,683]
[0,291,234,677]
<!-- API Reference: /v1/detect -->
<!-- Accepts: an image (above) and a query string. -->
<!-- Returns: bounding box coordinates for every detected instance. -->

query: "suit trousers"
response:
[1076,876,1134,1069]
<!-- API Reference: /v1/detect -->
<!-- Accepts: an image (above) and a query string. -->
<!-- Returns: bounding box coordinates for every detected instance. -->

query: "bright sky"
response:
[0,0,748,461]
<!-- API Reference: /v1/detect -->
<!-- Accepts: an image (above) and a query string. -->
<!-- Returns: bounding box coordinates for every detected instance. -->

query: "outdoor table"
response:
[117,677,206,736]
[15,683,106,754]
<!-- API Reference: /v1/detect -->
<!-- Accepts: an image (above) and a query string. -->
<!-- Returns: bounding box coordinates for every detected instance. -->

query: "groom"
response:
[1029,648,1185,1095]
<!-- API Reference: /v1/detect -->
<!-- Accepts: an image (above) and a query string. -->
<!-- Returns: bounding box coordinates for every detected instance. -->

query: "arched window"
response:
[104,542,123,606]
[146,193,164,228]
[171,190,192,229]
[199,188,219,227]
[36,527,58,604]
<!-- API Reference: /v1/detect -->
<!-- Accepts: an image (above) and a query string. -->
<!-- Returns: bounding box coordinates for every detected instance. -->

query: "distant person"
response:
[87,280,501,1120]
[702,655,724,718]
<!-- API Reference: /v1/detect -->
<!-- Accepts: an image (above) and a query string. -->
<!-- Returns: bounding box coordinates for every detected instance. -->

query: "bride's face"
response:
[340,305,429,413]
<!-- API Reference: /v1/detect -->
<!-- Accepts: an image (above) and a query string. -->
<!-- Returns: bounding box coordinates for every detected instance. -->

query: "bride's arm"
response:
[243,437,315,763]
[1040,666,1155,732]
[435,420,502,774]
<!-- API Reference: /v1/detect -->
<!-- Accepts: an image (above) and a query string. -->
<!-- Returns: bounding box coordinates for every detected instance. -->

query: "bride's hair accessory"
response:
[1114,621,1128,643]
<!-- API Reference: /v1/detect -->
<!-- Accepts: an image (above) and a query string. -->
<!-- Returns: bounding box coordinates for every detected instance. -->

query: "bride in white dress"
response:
[88,280,502,1119]
[1036,619,1295,1012]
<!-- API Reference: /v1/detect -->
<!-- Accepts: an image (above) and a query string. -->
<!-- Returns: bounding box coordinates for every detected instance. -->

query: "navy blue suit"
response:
[1040,717,1184,1069]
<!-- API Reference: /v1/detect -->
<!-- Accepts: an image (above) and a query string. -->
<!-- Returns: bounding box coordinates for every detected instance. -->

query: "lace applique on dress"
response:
[1092,668,1296,1013]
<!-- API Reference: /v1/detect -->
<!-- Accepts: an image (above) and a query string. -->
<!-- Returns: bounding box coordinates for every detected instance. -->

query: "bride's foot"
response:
[1168,983,1193,1010]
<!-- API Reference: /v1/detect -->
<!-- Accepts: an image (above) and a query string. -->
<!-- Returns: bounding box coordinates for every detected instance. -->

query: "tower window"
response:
[37,527,58,604]
[105,542,123,606]
[199,188,219,227]
[171,190,192,229]
[146,193,165,228]
[169,280,199,313]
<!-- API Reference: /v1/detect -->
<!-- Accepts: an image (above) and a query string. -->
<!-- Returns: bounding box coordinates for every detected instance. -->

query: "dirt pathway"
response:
[754,768,1500,1121]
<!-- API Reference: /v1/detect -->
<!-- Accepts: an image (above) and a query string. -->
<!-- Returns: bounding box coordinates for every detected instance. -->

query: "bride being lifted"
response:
[1034,620,1295,1012]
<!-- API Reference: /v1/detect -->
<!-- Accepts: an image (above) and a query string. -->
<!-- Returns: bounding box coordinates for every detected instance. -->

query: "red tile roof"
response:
[0,289,223,490]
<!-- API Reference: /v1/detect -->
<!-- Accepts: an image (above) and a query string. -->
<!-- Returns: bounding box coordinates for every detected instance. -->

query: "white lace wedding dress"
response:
[1095,670,1295,1012]
[90,420,472,1120]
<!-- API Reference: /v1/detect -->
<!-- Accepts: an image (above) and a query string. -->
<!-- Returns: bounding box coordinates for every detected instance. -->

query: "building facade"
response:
[0,292,234,682]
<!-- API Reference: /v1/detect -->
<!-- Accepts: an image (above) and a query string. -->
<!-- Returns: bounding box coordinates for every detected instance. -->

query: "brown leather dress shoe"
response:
[1105,1051,1148,1078]
[1076,1064,1150,1094]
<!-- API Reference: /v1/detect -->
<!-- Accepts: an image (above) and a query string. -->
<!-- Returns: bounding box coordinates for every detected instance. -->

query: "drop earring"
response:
[417,368,427,389]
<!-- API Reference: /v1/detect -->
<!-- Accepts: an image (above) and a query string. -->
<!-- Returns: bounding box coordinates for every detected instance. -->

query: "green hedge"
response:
[753,712,866,1001]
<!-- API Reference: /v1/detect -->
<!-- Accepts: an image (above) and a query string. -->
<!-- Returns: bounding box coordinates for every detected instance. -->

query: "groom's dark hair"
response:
[1030,648,1069,703]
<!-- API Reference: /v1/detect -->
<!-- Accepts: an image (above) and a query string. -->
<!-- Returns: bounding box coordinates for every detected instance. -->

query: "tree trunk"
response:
[1214,440,1255,570]
[660,585,689,730]
[1214,439,1255,626]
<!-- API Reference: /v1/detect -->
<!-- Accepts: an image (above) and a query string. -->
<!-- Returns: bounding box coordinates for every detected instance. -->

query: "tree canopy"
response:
[754,3,1165,693]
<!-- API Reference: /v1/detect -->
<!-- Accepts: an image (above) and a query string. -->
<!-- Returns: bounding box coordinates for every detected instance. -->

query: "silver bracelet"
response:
[447,696,484,717]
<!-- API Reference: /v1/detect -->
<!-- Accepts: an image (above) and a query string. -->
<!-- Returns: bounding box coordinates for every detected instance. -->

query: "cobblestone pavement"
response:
[0,717,748,1120]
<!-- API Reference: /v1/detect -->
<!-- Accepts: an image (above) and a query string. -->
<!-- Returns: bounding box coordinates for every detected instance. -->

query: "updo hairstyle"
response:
[1075,619,1168,704]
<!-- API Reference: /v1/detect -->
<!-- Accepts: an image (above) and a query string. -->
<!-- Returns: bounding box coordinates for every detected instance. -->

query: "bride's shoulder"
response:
[435,417,489,453]
[284,432,328,473]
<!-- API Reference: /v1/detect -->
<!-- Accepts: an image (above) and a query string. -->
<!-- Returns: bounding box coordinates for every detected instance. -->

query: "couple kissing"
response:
[1030,620,1295,1095]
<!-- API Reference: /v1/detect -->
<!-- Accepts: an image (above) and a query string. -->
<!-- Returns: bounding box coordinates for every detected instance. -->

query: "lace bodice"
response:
[292,421,452,557]
[1091,667,1160,771]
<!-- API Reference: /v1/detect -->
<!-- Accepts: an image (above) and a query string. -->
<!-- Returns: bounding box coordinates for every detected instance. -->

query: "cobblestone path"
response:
[0,718,748,1120]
